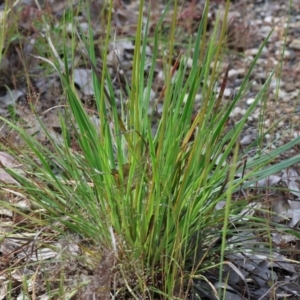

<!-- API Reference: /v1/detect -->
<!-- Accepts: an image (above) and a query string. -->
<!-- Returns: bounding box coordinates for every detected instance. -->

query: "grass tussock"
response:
[1,0,300,299]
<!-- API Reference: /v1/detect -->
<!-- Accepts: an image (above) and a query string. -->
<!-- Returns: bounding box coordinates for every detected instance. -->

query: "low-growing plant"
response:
[1,0,300,299]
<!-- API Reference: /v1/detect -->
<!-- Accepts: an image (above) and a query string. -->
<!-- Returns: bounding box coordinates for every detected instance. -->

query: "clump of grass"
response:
[1,0,300,299]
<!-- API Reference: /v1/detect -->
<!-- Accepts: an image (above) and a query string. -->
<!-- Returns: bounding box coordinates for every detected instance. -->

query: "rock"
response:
[215,87,232,97]
[0,89,24,107]
[228,69,245,78]
[245,48,260,56]
[275,49,292,59]
[230,107,242,117]
[289,39,300,50]
[252,83,263,93]
[240,135,254,145]
[264,15,273,23]
[274,89,286,99]
[246,98,255,105]
[285,83,296,93]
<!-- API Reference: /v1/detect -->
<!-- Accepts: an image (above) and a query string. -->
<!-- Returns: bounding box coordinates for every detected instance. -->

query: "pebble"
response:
[0,89,24,106]
[240,135,253,145]
[186,57,193,68]
[282,96,293,103]
[195,94,202,102]
[215,86,232,97]
[245,48,260,56]
[246,98,256,105]
[289,21,300,28]
[274,89,287,99]
[264,16,273,23]
[259,26,273,37]
[228,68,245,78]
[284,83,296,93]
[270,80,283,89]
[275,49,292,58]
[251,84,263,93]
[157,103,163,114]
[230,107,242,117]
[289,39,300,50]
[264,119,271,127]
[223,88,232,97]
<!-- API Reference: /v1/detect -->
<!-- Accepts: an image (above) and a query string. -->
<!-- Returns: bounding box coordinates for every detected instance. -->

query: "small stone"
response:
[278,121,284,127]
[230,107,242,117]
[275,49,292,58]
[228,68,245,78]
[186,57,193,68]
[240,135,254,145]
[255,19,263,26]
[264,119,270,127]
[157,70,164,80]
[274,40,285,48]
[253,112,259,120]
[264,15,273,23]
[216,87,232,97]
[246,98,255,105]
[282,96,291,103]
[255,71,266,80]
[0,89,24,106]
[223,88,232,97]
[195,94,202,102]
[245,48,260,56]
[270,79,283,89]
[157,103,163,114]
[252,84,263,93]
[144,87,156,102]
[294,132,300,138]
[271,88,286,99]
[259,26,273,38]
[285,83,296,93]
[290,20,300,28]
[289,39,300,50]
